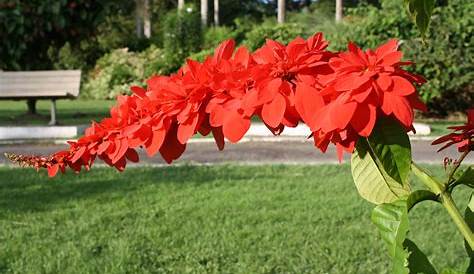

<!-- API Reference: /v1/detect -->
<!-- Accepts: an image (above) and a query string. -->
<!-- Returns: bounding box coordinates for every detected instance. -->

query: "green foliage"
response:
[351,118,411,204]
[82,46,166,99]
[204,26,236,49]
[0,165,470,273]
[0,0,133,70]
[454,167,474,189]
[162,7,202,72]
[465,195,474,273]
[48,42,87,70]
[95,14,149,53]
[404,0,435,36]
[329,0,474,115]
[243,21,305,51]
[372,199,437,274]
[187,49,214,63]
[406,190,437,211]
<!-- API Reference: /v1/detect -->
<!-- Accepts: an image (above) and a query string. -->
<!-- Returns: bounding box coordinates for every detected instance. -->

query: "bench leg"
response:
[49,99,57,126]
[27,99,37,114]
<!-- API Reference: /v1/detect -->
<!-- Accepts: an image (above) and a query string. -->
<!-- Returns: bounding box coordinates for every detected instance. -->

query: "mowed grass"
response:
[0,99,113,125]
[0,165,470,273]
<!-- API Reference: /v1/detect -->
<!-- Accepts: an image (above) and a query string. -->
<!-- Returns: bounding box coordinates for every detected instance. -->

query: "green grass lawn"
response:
[0,165,470,273]
[422,121,463,137]
[0,99,113,125]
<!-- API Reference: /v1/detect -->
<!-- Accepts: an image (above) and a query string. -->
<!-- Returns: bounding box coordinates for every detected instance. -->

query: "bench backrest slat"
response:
[0,70,81,98]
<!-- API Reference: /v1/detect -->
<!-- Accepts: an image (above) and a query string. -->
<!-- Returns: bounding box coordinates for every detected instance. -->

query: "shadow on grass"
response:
[0,165,285,215]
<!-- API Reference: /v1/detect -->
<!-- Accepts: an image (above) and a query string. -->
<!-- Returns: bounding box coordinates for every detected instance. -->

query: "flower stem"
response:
[439,191,474,250]
[447,150,470,185]
[412,162,474,249]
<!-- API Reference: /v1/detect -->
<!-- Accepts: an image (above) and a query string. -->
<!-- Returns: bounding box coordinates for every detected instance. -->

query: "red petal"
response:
[334,75,370,91]
[212,127,225,150]
[295,82,324,128]
[376,74,393,91]
[130,86,147,98]
[261,93,286,128]
[392,96,413,127]
[47,164,59,177]
[125,148,139,163]
[223,111,251,143]
[145,129,166,157]
[330,100,357,130]
[71,146,86,164]
[375,39,398,59]
[177,115,199,144]
[350,104,377,137]
[111,139,128,164]
[391,76,415,96]
[159,127,186,164]
[379,51,402,66]
[213,39,235,62]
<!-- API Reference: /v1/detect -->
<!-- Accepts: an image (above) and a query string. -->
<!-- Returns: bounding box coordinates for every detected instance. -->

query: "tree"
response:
[178,0,185,11]
[335,0,343,22]
[201,0,208,27]
[214,0,219,26]
[135,0,151,38]
[277,0,285,24]
[143,0,151,38]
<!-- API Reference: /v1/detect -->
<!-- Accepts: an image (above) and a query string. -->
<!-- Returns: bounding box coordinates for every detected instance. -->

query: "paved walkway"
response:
[0,138,470,166]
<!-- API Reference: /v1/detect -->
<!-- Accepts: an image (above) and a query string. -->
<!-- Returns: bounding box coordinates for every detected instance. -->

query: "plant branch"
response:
[440,191,474,250]
[447,150,470,185]
[412,162,474,249]
[411,162,444,195]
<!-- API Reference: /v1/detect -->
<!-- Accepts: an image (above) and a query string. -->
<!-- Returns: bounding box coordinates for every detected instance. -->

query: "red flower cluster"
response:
[432,109,474,153]
[8,34,426,176]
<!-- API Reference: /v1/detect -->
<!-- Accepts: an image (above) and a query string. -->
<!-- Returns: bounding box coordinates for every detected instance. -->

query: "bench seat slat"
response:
[0,70,81,77]
[0,70,81,98]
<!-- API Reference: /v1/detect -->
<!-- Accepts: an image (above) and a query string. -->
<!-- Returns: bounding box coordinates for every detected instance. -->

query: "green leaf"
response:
[372,200,410,274]
[372,199,437,274]
[407,190,438,211]
[455,167,474,188]
[351,118,411,204]
[404,0,435,36]
[368,117,412,185]
[404,239,437,274]
[439,269,464,274]
[465,194,474,274]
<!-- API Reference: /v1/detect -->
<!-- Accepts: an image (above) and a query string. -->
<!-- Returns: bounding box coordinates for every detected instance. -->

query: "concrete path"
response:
[0,138,470,166]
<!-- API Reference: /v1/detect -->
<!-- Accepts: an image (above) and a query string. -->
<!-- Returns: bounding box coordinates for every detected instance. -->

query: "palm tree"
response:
[335,0,343,22]
[214,0,219,26]
[277,0,285,24]
[201,0,208,27]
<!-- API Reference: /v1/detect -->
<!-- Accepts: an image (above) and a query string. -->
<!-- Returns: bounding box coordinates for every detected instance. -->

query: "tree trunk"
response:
[201,0,208,27]
[214,0,219,26]
[143,0,151,38]
[135,0,143,38]
[178,0,185,11]
[277,0,285,24]
[335,0,343,23]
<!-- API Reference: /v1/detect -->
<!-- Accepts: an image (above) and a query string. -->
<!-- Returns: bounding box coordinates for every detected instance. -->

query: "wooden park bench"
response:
[0,70,81,125]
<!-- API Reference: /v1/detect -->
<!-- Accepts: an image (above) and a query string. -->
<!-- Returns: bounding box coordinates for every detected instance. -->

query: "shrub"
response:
[187,48,214,63]
[81,48,144,99]
[243,21,305,51]
[162,7,202,71]
[203,26,236,49]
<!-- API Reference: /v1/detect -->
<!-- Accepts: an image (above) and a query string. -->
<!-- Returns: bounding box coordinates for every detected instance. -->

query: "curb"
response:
[0,123,436,145]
